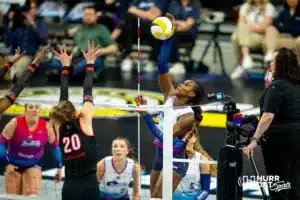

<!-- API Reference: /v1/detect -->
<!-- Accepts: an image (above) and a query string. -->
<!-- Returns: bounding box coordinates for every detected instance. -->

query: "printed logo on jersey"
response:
[20,140,41,147]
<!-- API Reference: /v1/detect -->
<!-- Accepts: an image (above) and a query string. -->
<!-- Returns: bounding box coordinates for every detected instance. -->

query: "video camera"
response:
[204,11,225,24]
[208,92,259,147]
[208,92,266,200]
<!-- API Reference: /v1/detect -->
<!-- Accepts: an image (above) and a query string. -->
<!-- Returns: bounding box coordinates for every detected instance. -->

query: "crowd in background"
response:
[1,0,300,82]
[231,0,300,80]
[0,0,201,81]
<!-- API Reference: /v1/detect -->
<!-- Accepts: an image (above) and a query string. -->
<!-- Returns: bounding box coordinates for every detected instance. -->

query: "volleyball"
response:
[150,16,174,40]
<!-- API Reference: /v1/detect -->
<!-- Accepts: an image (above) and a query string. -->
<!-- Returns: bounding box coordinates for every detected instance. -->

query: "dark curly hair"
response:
[273,48,300,84]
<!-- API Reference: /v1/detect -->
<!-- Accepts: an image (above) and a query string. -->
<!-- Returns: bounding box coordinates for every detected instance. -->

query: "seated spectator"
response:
[114,0,172,72]
[230,0,276,80]
[110,0,133,38]
[94,0,120,32]
[264,0,300,64]
[167,0,201,75]
[50,5,118,77]
[4,0,48,80]
[2,3,19,35]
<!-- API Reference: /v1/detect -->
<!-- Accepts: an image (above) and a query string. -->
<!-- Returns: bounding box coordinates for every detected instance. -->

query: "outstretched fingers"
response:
[58,45,63,54]
[87,41,91,52]
[92,41,96,52]
[81,49,87,60]
[43,44,51,54]
[53,50,61,60]
[69,51,74,61]
[63,44,67,54]
[38,45,50,58]
[31,44,50,65]
[19,50,26,57]
[15,47,20,55]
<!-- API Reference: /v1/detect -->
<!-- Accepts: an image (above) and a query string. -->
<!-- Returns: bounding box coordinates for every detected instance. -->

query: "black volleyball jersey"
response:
[59,118,97,179]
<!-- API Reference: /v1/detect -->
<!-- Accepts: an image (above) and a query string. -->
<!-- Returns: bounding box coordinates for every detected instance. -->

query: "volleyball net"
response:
[0,93,221,200]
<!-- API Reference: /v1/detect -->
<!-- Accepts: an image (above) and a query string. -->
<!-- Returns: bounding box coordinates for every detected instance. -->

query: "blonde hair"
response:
[184,124,217,177]
[246,0,269,14]
[49,100,77,124]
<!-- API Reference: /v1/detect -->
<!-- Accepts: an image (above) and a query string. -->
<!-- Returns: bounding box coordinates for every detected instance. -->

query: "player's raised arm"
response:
[0,45,49,115]
[157,13,177,101]
[0,47,25,80]
[80,41,102,120]
[53,44,73,102]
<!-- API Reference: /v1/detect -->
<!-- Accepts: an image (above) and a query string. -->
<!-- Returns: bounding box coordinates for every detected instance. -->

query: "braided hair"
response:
[183,80,217,177]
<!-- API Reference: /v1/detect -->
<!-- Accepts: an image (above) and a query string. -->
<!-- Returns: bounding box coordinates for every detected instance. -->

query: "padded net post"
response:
[162,107,174,200]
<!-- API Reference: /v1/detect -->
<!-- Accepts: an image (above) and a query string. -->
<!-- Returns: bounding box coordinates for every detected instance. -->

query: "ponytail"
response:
[191,106,203,123]
[127,146,137,162]
[184,106,217,177]
[193,139,217,177]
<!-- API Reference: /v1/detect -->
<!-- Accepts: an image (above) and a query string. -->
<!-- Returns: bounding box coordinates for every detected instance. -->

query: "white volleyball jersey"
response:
[99,156,135,199]
[175,152,202,196]
[156,96,194,141]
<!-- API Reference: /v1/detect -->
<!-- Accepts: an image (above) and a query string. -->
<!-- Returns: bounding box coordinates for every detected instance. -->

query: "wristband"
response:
[5,62,13,70]
[62,66,69,75]
[86,64,94,71]
[27,64,37,72]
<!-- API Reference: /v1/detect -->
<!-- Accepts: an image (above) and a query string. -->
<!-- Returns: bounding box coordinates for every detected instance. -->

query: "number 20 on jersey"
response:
[63,134,81,153]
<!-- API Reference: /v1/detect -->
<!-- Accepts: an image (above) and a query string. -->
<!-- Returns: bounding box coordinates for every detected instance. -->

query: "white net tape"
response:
[0,97,219,200]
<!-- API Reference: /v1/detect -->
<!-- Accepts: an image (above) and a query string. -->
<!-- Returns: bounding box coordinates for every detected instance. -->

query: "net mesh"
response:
[0,87,219,200]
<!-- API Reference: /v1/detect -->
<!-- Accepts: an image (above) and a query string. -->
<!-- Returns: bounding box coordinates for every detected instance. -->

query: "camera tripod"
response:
[250,154,268,200]
[200,23,226,75]
[217,145,268,200]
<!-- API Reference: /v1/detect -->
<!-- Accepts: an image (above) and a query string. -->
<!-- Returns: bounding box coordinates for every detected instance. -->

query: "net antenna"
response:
[137,17,142,193]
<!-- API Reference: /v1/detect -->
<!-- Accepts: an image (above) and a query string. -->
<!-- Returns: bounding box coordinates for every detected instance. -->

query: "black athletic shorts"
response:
[62,173,100,200]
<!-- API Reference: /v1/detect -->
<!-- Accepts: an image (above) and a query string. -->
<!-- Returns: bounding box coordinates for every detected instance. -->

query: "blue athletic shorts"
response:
[100,193,130,200]
[152,147,189,177]
[9,160,42,174]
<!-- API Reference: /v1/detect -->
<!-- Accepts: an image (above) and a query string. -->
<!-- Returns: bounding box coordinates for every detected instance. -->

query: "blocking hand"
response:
[10,47,26,64]
[32,45,50,66]
[81,41,103,64]
[53,44,74,67]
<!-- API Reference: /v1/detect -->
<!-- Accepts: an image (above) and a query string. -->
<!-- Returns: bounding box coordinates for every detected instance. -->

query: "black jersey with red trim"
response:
[59,118,97,179]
